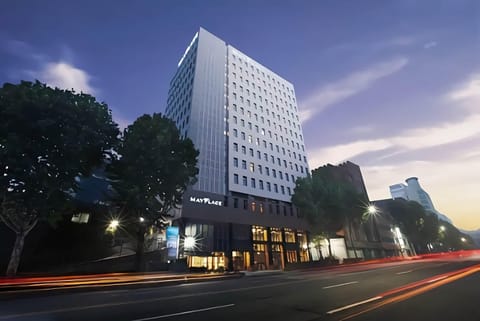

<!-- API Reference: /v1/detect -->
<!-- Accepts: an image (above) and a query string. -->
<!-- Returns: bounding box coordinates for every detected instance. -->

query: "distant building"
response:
[317,162,410,259]
[389,177,452,224]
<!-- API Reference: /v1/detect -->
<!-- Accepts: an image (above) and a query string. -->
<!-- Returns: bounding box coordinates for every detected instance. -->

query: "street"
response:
[0,255,479,321]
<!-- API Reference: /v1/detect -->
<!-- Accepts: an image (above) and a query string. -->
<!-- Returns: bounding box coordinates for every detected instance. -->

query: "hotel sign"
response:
[189,196,223,207]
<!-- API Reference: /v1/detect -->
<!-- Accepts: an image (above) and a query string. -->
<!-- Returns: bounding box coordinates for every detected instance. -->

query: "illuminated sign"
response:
[166,226,179,259]
[189,196,223,207]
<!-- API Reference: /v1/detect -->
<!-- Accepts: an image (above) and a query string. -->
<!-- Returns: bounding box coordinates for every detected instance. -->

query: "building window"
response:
[249,148,254,157]
[281,185,285,194]
[233,158,238,167]
[243,199,248,209]
[251,178,256,188]
[265,167,270,176]
[274,184,278,193]
[284,228,296,243]
[242,176,247,186]
[259,180,264,190]
[257,150,261,159]
[252,226,267,241]
[241,132,246,140]
[267,182,271,191]
[251,201,256,212]
[233,198,238,208]
[287,187,291,195]
[242,146,246,154]
[270,228,283,242]
[286,250,297,263]
[258,165,263,174]
[272,169,276,178]
[233,129,238,137]
[242,160,247,169]
[248,135,253,143]
[259,203,264,214]
[233,174,239,184]
[233,143,238,152]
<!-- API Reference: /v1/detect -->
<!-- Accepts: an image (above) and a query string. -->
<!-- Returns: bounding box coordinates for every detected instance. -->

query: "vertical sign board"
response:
[166,226,179,259]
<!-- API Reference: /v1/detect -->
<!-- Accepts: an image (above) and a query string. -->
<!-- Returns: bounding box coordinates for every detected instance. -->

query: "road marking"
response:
[340,264,480,320]
[322,281,358,289]
[131,304,235,321]
[326,296,383,314]
[396,270,413,275]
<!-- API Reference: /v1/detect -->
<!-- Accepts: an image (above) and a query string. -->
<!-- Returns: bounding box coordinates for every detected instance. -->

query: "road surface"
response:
[0,255,479,321]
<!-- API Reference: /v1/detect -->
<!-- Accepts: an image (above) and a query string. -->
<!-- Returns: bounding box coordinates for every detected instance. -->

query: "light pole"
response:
[107,219,120,247]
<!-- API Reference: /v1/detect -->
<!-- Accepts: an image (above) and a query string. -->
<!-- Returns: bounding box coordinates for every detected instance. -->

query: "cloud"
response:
[33,61,96,95]
[308,113,480,168]
[447,73,480,105]
[423,41,438,49]
[299,57,408,123]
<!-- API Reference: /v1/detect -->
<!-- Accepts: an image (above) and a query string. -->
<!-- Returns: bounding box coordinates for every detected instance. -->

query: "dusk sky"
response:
[1,1,479,230]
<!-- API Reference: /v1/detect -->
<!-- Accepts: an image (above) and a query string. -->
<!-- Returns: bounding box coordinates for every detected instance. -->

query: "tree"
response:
[386,199,439,253]
[0,81,119,276]
[292,167,367,257]
[107,113,198,271]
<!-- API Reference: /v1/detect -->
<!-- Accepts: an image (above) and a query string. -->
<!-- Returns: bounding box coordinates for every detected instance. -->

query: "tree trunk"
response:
[135,225,146,272]
[347,218,358,259]
[6,231,27,277]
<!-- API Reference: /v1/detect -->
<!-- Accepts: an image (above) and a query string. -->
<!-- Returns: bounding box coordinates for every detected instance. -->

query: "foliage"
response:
[292,166,367,236]
[0,80,119,275]
[386,199,439,252]
[107,113,198,270]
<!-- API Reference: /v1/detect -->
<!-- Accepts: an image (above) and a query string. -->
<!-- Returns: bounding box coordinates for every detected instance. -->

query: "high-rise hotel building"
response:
[165,28,310,271]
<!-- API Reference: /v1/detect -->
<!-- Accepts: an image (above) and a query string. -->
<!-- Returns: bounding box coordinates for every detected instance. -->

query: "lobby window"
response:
[242,176,247,186]
[242,160,247,169]
[251,178,256,188]
[284,228,296,243]
[252,226,267,241]
[243,199,248,209]
[233,174,239,184]
[269,203,273,214]
[259,180,264,190]
[233,158,238,167]
[259,203,264,214]
[270,228,282,242]
[233,198,238,208]
[287,251,298,263]
[250,201,256,212]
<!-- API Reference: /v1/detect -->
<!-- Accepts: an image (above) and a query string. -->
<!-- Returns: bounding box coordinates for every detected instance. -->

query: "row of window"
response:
[233,174,293,195]
[233,158,303,182]
[230,53,295,100]
[231,128,305,154]
[231,114,302,142]
[232,198,296,218]
[232,143,307,173]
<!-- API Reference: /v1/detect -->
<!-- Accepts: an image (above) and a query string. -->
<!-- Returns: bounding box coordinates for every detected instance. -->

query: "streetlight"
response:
[460,237,467,243]
[439,225,446,232]
[367,205,377,215]
[107,219,120,247]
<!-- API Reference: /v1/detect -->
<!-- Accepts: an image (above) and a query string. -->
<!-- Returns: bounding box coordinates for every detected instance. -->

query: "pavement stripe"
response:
[340,264,480,320]
[326,297,383,314]
[131,304,235,321]
[322,281,359,289]
[396,270,413,275]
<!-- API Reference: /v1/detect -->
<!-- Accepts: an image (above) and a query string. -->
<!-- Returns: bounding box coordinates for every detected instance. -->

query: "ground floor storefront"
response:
[174,220,311,271]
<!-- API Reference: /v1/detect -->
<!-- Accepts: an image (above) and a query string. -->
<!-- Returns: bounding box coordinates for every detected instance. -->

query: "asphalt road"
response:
[0,256,479,321]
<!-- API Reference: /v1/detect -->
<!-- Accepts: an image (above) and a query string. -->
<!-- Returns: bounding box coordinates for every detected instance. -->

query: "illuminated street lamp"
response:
[107,219,120,246]
[367,205,377,215]
[460,237,467,243]
[184,236,196,250]
[439,225,446,232]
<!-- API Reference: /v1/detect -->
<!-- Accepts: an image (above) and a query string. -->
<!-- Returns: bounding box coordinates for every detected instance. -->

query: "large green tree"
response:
[292,167,367,257]
[107,113,198,271]
[0,81,119,276]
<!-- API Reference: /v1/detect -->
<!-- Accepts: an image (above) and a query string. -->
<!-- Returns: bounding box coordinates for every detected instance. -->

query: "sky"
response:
[1,1,479,230]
